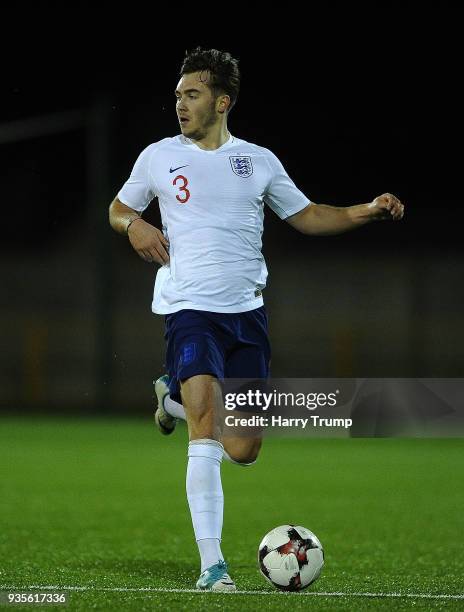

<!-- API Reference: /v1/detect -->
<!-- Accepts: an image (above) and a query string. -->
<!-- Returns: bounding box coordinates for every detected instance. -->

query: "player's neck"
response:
[190,123,230,151]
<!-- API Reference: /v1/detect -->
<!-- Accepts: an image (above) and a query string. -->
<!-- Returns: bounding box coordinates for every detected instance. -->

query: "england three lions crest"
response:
[230,156,253,178]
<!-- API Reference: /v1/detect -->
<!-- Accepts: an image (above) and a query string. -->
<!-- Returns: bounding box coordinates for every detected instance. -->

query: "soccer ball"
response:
[258,524,324,591]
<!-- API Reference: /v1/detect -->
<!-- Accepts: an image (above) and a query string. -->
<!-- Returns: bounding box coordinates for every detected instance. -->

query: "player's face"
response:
[175,72,219,140]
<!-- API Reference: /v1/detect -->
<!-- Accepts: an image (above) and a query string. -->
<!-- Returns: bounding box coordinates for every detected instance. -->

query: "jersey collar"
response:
[179,133,235,153]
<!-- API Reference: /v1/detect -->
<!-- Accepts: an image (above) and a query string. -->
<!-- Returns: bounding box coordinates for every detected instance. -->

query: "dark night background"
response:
[1,4,462,413]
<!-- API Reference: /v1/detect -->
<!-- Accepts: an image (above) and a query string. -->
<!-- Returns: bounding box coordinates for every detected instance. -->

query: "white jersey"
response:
[117,134,310,314]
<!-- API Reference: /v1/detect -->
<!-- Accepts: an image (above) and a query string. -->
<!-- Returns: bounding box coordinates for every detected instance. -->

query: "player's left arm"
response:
[286,193,405,235]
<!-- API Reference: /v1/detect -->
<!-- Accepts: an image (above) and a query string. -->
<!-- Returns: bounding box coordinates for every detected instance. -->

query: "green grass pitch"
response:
[1,418,463,610]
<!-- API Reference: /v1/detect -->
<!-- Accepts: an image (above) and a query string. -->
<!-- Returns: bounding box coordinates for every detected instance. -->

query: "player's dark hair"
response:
[180,47,240,111]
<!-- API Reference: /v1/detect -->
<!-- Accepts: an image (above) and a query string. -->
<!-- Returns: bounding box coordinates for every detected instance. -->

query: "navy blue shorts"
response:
[164,306,271,402]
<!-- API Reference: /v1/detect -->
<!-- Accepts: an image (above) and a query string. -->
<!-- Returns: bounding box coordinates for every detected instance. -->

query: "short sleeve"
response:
[117,144,157,213]
[263,149,311,219]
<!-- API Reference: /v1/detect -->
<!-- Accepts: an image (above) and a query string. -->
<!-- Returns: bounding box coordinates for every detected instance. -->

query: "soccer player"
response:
[109,47,404,591]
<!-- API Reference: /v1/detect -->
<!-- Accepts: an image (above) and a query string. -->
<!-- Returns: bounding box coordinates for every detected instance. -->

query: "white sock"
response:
[187,439,225,572]
[164,396,186,420]
[197,538,223,573]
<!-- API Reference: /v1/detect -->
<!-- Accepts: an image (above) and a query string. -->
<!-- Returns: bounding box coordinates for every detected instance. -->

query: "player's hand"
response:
[368,193,404,221]
[127,219,170,264]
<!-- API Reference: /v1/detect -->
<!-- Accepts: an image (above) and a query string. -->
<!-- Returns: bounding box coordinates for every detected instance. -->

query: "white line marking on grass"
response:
[2,586,463,600]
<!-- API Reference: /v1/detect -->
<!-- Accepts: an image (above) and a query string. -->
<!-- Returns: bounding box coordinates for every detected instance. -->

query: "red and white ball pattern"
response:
[258,524,324,591]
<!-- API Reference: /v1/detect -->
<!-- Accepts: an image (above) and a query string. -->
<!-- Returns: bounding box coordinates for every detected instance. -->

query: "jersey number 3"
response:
[173,175,190,204]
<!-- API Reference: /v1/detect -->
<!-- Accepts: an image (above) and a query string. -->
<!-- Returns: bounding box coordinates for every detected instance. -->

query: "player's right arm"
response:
[109,197,169,265]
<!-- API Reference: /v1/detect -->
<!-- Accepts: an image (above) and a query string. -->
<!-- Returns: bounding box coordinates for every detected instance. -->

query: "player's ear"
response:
[217,95,230,114]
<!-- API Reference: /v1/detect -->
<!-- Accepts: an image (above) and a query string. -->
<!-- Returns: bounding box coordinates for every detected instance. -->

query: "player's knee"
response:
[226,439,262,466]
[228,454,258,466]
[227,452,258,466]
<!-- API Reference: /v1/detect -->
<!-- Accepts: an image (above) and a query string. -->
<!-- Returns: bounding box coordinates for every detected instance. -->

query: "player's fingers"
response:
[137,250,148,262]
[144,246,164,265]
[143,249,163,264]
[159,245,170,264]
[143,249,160,263]
[386,195,400,216]
[156,229,170,248]
[151,244,170,265]
[391,203,403,220]
[395,204,405,220]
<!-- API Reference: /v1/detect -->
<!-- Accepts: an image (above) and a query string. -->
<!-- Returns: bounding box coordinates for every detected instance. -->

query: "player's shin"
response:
[186,439,225,572]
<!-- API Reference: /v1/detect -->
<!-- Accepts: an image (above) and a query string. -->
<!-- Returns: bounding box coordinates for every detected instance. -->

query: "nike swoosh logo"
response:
[169,165,189,173]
